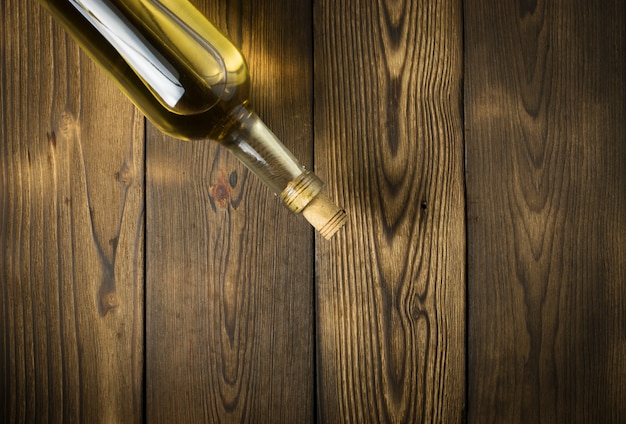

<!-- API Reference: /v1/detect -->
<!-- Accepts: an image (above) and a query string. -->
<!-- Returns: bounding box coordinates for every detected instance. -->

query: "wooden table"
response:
[2,0,625,422]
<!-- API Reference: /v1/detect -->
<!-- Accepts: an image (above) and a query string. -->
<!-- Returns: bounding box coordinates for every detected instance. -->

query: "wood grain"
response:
[465,0,626,421]
[314,0,466,422]
[144,0,315,422]
[5,0,625,422]
[1,1,145,422]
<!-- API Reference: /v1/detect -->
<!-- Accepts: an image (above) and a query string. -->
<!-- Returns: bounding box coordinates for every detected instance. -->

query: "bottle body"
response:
[39,0,346,237]
[39,0,249,140]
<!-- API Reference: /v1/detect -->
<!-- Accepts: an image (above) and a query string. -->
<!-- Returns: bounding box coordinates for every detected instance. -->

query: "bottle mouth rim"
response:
[280,172,347,239]
[300,192,347,240]
[280,171,324,214]
[317,208,348,239]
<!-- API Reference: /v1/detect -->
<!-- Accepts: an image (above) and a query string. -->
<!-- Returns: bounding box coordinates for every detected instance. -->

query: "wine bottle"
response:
[38,0,346,239]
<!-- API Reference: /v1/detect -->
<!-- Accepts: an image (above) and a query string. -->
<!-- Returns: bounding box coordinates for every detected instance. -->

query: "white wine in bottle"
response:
[38,0,346,239]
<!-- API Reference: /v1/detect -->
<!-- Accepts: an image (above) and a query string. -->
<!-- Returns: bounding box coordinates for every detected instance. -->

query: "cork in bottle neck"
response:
[281,171,347,239]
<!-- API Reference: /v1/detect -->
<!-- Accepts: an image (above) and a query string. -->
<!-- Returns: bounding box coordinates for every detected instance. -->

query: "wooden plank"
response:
[144,0,315,422]
[465,0,626,421]
[1,1,145,423]
[314,0,466,421]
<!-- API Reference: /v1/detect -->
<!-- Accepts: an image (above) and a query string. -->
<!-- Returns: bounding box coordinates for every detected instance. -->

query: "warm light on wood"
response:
[2,0,625,422]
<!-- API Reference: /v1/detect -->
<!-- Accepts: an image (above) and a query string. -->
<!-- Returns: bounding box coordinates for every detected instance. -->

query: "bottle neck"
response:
[219,105,303,195]
[220,104,347,238]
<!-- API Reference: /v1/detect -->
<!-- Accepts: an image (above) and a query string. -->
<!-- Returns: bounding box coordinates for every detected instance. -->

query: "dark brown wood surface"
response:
[313,0,466,422]
[465,0,626,422]
[2,0,626,423]
[1,1,144,422]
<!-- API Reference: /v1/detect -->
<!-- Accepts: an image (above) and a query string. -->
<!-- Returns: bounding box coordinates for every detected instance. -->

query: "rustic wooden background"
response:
[1,0,624,422]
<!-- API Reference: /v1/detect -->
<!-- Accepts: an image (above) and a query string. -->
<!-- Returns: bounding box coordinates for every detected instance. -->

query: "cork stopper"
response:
[281,171,347,239]
[301,192,347,239]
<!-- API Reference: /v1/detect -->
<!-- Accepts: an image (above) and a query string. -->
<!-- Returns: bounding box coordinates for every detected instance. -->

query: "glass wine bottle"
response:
[38,0,347,238]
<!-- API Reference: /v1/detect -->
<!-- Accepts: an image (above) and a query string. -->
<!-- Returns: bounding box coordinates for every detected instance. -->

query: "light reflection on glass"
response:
[71,0,186,108]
